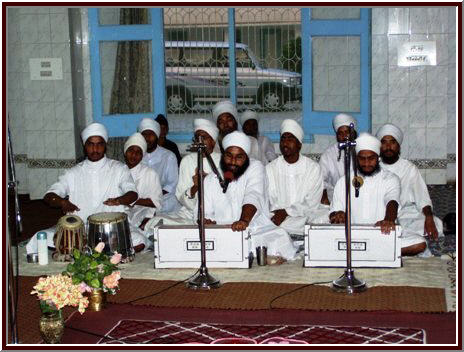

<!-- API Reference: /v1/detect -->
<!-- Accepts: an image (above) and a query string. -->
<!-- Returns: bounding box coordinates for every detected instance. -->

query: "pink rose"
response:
[95,242,105,253]
[78,282,92,294]
[110,253,122,265]
[103,271,121,289]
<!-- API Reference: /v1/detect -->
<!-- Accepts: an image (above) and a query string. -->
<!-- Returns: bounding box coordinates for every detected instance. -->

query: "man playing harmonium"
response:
[376,123,442,256]
[266,119,324,236]
[199,130,298,264]
[329,133,401,237]
[123,132,163,251]
[26,123,141,255]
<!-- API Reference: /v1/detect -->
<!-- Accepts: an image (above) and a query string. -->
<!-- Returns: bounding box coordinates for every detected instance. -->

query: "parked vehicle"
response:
[165,41,302,112]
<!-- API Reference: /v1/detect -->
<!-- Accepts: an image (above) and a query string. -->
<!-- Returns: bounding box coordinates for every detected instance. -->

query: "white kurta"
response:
[331,168,401,225]
[199,159,298,260]
[26,157,139,253]
[142,146,180,213]
[248,136,261,162]
[381,158,443,247]
[319,142,346,202]
[266,155,324,234]
[258,135,277,165]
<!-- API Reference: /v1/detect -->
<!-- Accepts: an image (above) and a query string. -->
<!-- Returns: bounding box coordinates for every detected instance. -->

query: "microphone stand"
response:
[7,125,21,343]
[331,123,367,294]
[187,136,221,290]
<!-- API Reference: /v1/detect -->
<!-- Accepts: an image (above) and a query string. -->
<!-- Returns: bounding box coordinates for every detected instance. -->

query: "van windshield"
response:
[245,48,264,69]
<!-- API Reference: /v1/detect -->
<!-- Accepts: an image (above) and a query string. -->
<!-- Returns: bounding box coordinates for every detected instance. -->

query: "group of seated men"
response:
[26,100,442,265]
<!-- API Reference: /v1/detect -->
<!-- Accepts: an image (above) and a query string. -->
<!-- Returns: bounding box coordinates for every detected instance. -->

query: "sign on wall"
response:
[397,41,436,67]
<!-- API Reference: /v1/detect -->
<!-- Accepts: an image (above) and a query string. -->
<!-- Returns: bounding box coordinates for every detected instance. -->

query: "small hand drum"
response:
[53,215,85,262]
[87,212,134,262]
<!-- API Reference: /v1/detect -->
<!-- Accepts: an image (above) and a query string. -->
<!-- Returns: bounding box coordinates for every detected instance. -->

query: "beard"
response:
[357,160,381,177]
[380,150,400,165]
[220,156,250,181]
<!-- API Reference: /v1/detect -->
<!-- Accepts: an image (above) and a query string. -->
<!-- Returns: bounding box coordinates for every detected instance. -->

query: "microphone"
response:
[222,171,234,193]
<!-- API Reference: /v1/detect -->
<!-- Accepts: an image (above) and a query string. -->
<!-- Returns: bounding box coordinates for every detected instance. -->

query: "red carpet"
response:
[61,303,455,344]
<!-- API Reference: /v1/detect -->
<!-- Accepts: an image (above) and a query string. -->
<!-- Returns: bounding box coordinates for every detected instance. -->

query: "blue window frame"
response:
[301,8,371,136]
[89,8,371,140]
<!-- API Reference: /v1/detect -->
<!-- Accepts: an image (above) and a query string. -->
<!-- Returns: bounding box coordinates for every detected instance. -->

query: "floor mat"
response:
[98,320,425,344]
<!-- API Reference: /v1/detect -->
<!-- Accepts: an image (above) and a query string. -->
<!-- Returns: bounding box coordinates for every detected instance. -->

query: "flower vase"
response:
[88,288,106,311]
[38,309,64,344]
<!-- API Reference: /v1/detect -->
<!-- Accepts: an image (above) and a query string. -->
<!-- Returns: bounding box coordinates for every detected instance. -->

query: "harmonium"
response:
[153,224,252,268]
[304,224,402,268]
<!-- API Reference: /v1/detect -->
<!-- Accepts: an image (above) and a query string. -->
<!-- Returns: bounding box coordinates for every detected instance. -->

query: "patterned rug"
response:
[98,320,426,345]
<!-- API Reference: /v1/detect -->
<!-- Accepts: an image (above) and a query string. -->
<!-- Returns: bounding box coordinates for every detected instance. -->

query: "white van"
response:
[165,41,302,112]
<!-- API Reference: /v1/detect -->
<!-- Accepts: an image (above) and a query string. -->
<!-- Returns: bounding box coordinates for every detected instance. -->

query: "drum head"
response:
[88,212,127,224]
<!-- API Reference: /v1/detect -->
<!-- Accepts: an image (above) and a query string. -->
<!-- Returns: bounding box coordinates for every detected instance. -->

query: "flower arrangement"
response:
[63,242,122,295]
[30,274,89,314]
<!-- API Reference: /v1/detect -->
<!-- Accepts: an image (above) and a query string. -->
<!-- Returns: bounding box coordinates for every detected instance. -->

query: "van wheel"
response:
[167,87,192,113]
[259,87,284,110]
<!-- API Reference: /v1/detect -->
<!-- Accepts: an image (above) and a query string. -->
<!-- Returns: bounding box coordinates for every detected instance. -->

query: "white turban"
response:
[280,119,304,143]
[193,118,219,141]
[355,133,381,155]
[222,131,251,155]
[138,118,160,137]
[81,123,108,143]
[240,110,259,126]
[376,123,404,145]
[212,100,239,123]
[124,132,147,155]
[333,113,357,132]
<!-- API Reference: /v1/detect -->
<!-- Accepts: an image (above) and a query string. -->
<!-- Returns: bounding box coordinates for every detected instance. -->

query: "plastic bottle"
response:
[37,231,48,265]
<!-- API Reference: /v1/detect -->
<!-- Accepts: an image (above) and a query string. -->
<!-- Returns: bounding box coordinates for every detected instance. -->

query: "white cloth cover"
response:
[333,113,357,132]
[212,100,238,122]
[124,132,147,155]
[280,119,304,143]
[257,135,277,165]
[193,118,219,141]
[142,146,180,213]
[376,123,404,145]
[138,118,160,137]
[222,131,251,155]
[199,159,298,260]
[266,155,325,234]
[81,123,108,143]
[355,133,381,155]
[381,158,443,247]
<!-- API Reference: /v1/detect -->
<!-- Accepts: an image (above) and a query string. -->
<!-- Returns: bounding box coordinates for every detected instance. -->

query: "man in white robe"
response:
[266,119,324,235]
[241,110,277,165]
[138,118,180,213]
[330,133,401,237]
[376,123,442,256]
[124,132,163,250]
[199,131,298,263]
[212,100,261,161]
[319,113,357,204]
[26,123,139,254]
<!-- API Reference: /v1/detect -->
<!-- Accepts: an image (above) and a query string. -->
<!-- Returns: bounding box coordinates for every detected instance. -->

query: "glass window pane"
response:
[312,36,360,113]
[311,8,360,20]
[100,41,153,115]
[99,8,150,25]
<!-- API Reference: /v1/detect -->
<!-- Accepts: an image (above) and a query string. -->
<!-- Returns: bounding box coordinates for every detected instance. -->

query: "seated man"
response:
[124,132,163,250]
[212,100,261,161]
[319,113,357,205]
[26,123,139,254]
[266,119,323,235]
[241,110,277,165]
[376,123,442,256]
[155,113,182,166]
[330,133,401,238]
[138,117,180,213]
[199,131,298,263]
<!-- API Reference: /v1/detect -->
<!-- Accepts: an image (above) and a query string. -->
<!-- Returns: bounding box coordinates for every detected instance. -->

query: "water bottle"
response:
[37,231,48,265]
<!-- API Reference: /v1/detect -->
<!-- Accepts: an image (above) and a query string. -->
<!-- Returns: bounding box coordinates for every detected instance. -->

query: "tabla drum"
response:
[53,215,85,262]
[87,212,134,262]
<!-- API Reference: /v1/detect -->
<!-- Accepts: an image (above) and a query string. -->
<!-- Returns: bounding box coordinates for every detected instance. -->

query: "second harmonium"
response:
[304,224,402,268]
[153,225,251,269]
